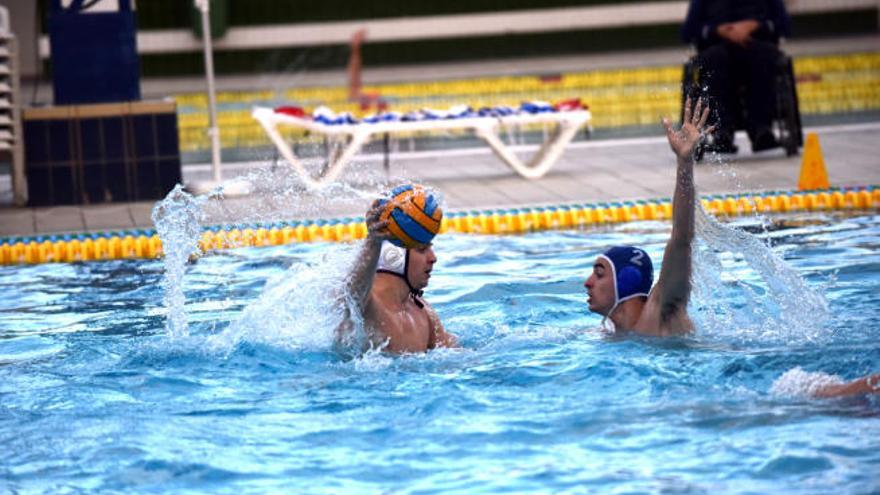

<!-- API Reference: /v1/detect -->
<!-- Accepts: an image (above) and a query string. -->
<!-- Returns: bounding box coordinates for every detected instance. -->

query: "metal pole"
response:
[195,0,221,183]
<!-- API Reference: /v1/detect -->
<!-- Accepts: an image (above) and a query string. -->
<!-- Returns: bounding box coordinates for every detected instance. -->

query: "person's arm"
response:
[335,200,389,342]
[729,0,789,45]
[347,29,366,102]
[346,200,389,308]
[681,0,721,47]
[656,97,712,319]
[335,200,390,342]
[814,374,880,398]
[335,200,390,344]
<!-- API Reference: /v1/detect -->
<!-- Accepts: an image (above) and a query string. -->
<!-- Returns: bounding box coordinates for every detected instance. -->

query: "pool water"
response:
[1,213,879,494]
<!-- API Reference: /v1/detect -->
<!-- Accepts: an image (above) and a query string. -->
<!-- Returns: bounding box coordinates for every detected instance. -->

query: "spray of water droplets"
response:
[152,184,208,338]
[769,367,844,398]
[151,159,440,353]
[204,244,371,356]
[691,199,830,344]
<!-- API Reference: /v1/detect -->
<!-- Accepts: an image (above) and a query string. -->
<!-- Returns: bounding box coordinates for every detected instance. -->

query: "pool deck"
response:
[1,120,878,238]
[4,33,880,238]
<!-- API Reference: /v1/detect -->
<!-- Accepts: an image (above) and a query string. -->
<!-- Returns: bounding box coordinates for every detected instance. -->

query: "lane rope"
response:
[1,186,878,265]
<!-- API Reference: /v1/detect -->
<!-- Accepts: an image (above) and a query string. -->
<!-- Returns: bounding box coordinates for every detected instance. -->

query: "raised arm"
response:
[335,201,390,344]
[346,200,390,308]
[347,29,366,101]
[656,98,712,318]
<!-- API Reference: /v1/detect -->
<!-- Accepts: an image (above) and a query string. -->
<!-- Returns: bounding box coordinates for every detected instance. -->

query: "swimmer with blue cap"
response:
[584,97,712,336]
[337,190,458,354]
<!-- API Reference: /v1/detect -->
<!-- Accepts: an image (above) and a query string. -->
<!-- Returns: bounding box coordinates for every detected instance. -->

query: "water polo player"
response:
[338,184,458,353]
[584,97,712,336]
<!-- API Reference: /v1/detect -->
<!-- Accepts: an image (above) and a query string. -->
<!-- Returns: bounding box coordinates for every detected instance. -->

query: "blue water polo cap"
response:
[599,246,654,305]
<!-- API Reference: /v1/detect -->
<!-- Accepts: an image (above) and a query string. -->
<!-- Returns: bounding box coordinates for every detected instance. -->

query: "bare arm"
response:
[347,200,390,308]
[656,98,712,319]
[347,29,366,101]
[335,200,390,345]
[814,374,880,398]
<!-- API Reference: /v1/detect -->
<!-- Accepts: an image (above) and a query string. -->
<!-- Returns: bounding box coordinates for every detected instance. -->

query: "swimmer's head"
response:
[584,246,653,316]
[376,240,436,294]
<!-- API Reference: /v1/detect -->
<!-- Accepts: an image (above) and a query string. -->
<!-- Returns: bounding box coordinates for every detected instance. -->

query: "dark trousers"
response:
[695,40,779,140]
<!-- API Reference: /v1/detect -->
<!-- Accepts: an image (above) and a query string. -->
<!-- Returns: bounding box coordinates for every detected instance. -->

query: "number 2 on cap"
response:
[630,250,644,266]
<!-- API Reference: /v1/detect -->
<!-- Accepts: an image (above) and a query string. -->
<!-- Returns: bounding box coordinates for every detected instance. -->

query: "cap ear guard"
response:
[377,241,406,275]
[616,266,643,297]
[375,240,423,301]
[601,246,654,304]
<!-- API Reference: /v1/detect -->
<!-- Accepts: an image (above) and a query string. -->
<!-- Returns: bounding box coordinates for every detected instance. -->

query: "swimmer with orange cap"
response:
[584,97,712,336]
[338,185,458,353]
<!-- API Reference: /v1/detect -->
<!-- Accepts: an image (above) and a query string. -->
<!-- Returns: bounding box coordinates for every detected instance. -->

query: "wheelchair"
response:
[681,50,803,161]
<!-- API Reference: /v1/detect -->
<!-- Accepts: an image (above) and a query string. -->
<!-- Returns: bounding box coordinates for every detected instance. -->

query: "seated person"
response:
[681,0,792,153]
[337,196,458,354]
[583,98,711,336]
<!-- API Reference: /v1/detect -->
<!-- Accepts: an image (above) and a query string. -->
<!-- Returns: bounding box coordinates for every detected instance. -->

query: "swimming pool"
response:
[1,212,879,493]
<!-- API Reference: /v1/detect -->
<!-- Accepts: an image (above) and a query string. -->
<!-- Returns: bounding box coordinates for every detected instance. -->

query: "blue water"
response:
[2,213,879,494]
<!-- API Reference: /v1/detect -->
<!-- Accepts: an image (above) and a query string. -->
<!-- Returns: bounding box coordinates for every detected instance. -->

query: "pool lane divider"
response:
[2,186,879,266]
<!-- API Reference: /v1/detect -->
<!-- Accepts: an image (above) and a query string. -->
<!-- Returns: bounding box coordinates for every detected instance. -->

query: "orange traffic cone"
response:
[797,132,830,190]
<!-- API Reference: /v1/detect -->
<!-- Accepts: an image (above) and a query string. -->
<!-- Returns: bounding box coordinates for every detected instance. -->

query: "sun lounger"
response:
[252,101,591,187]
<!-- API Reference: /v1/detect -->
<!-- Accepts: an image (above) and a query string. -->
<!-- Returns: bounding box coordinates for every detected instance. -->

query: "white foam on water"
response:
[151,161,370,336]
[205,244,367,354]
[770,367,844,398]
[350,346,395,371]
[690,200,830,344]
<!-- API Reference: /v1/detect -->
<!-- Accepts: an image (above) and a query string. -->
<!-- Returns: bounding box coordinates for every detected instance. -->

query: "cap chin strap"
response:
[598,254,620,330]
[376,268,424,300]
[603,294,647,331]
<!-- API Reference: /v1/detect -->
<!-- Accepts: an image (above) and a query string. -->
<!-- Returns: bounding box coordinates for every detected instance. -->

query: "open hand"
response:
[663,97,714,161]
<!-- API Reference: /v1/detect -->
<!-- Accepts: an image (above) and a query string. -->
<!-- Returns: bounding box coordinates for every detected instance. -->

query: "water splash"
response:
[152,185,207,338]
[151,160,412,348]
[770,367,844,398]
[691,201,830,344]
[205,244,373,356]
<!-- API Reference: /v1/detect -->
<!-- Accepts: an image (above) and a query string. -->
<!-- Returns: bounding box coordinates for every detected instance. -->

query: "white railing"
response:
[0,5,26,206]
[38,0,880,58]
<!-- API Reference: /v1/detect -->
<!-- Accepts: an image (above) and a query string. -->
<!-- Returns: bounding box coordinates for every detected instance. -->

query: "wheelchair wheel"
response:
[694,142,706,162]
[681,59,708,162]
[775,56,803,157]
